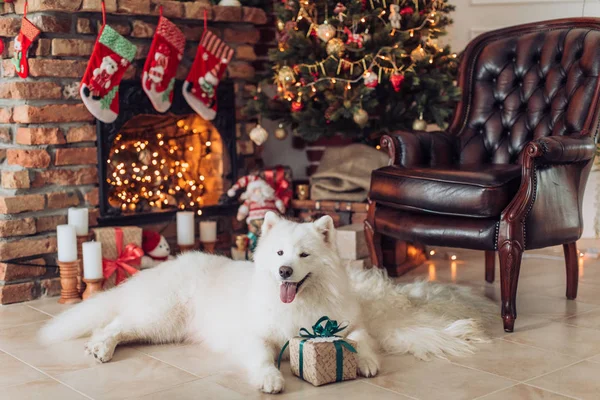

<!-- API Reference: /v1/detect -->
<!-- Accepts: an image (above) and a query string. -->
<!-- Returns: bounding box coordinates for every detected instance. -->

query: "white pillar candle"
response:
[68,208,89,236]
[200,221,217,242]
[82,241,103,279]
[176,211,195,245]
[57,225,78,262]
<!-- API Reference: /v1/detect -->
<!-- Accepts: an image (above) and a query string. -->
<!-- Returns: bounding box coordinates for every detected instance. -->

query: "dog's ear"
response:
[262,211,280,234]
[313,215,334,243]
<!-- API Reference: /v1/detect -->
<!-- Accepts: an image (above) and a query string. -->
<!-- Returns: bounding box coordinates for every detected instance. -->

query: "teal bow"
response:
[278,316,357,383]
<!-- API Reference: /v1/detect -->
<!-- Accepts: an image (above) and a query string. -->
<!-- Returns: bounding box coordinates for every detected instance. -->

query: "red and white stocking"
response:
[142,11,185,113]
[183,30,234,120]
[11,4,40,79]
[80,22,136,123]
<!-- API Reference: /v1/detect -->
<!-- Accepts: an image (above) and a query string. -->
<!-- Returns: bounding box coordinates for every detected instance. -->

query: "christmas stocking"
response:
[183,30,234,120]
[11,11,40,79]
[80,25,136,123]
[142,14,185,113]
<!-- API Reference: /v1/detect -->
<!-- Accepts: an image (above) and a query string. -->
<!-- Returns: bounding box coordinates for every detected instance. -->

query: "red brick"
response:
[151,0,183,18]
[243,7,267,25]
[213,5,242,22]
[131,20,155,38]
[223,27,260,44]
[41,277,61,297]
[46,191,80,209]
[0,16,20,36]
[0,258,46,282]
[234,44,257,61]
[81,0,116,12]
[84,188,99,206]
[0,149,5,162]
[0,194,45,214]
[1,170,30,189]
[0,127,10,143]
[13,104,93,123]
[0,236,57,260]
[51,39,95,56]
[134,43,151,60]
[227,61,255,79]
[66,125,96,143]
[0,107,12,123]
[1,59,15,77]
[16,127,66,145]
[184,1,212,19]
[76,17,94,34]
[0,81,62,100]
[96,20,131,36]
[89,208,100,227]
[33,168,98,187]
[36,214,67,233]
[54,147,97,166]
[7,149,51,168]
[13,0,82,13]
[0,218,36,238]
[28,59,88,78]
[181,25,204,41]
[0,282,36,305]
[29,14,71,33]
[117,0,151,14]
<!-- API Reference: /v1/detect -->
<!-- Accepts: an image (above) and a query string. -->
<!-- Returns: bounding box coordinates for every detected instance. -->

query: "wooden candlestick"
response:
[179,243,197,252]
[202,241,216,253]
[76,232,94,295]
[82,278,103,300]
[58,260,82,304]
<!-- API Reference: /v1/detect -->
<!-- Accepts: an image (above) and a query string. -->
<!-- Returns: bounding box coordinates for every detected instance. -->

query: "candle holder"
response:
[82,278,104,300]
[202,241,216,253]
[76,232,94,295]
[57,260,82,304]
[178,243,197,253]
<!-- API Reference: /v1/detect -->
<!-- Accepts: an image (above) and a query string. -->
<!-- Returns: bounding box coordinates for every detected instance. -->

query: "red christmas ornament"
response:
[390,72,405,92]
[291,100,304,112]
[400,7,414,16]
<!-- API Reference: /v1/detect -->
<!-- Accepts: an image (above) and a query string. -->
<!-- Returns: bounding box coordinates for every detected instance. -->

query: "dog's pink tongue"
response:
[280,282,298,303]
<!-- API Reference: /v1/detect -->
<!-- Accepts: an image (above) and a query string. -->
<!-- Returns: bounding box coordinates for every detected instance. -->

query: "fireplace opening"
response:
[97,80,237,225]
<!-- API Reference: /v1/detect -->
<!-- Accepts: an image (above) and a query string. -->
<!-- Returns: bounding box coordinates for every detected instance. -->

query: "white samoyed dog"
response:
[40,212,494,393]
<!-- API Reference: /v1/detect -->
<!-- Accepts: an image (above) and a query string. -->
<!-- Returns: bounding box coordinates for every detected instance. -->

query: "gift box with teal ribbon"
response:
[279,316,358,386]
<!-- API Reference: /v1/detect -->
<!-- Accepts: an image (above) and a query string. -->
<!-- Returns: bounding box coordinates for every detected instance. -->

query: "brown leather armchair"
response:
[365,18,600,332]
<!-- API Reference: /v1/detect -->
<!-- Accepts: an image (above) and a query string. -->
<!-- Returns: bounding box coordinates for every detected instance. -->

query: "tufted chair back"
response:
[449,20,600,165]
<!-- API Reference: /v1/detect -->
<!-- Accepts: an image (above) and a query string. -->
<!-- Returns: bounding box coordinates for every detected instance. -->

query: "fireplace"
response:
[97,80,238,225]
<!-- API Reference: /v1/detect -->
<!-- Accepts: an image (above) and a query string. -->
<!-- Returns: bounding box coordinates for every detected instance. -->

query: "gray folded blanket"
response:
[310,143,390,202]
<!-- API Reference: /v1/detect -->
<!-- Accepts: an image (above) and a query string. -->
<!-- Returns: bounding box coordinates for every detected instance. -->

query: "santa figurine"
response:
[141,230,174,269]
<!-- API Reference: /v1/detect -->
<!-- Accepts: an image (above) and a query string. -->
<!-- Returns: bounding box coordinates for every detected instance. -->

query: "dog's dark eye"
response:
[299,252,310,258]
[277,250,284,256]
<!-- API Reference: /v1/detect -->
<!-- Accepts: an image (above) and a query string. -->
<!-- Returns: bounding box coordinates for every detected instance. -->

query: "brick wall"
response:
[0,0,272,304]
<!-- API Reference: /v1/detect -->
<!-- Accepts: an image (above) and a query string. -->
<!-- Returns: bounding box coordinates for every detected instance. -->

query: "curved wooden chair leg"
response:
[564,242,579,300]
[498,240,523,332]
[485,251,495,283]
[364,200,384,269]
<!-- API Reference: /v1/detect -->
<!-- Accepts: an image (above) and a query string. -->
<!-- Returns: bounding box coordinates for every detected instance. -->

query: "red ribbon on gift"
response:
[264,165,292,208]
[102,228,144,286]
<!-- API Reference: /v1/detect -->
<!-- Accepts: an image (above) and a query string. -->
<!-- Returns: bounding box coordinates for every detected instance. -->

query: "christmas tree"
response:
[245,0,460,142]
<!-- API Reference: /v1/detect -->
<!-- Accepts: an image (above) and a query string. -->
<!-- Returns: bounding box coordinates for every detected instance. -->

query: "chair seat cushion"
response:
[370,164,522,218]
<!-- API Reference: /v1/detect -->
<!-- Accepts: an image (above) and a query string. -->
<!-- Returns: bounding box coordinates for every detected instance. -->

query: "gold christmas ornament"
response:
[412,114,427,131]
[326,38,345,57]
[274,123,288,140]
[353,108,369,128]
[410,45,427,62]
[278,66,296,85]
[277,19,285,31]
[316,23,336,42]
[249,124,269,146]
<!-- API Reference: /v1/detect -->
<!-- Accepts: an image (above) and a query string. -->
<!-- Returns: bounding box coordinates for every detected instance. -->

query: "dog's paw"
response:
[357,354,380,378]
[84,339,116,363]
[256,368,285,394]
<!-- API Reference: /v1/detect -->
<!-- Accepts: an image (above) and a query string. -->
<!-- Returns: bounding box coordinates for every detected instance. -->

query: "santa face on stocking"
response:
[146,43,170,91]
[84,56,119,100]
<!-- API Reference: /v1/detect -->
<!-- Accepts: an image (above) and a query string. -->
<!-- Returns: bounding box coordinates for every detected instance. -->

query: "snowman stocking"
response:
[142,11,185,113]
[80,24,136,123]
[183,30,234,120]
[11,5,40,79]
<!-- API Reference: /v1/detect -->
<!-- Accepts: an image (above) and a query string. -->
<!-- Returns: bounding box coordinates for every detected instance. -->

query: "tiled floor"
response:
[3,241,600,399]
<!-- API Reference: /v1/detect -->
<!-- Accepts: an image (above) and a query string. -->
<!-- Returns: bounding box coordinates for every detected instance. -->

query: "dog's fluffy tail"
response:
[38,290,118,345]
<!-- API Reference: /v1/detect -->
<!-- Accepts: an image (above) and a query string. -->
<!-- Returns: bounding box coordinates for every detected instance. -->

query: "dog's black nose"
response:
[279,266,293,279]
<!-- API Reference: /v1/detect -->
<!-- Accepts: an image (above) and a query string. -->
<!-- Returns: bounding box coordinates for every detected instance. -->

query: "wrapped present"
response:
[259,165,293,208]
[279,316,358,386]
[93,226,144,289]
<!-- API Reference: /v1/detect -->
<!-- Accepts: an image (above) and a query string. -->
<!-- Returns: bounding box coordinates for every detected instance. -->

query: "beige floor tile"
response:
[448,338,579,381]
[542,283,600,306]
[0,304,50,329]
[0,322,144,376]
[134,342,238,378]
[503,322,600,358]
[477,384,576,399]
[1,378,88,400]
[562,308,600,330]
[0,352,46,388]
[528,361,600,399]
[26,297,75,317]
[282,381,413,399]
[129,378,246,400]
[55,356,197,400]
[369,356,514,400]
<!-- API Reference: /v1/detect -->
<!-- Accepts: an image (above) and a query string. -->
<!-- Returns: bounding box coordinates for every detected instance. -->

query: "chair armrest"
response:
[531,136,596,164]
[381,130,456,167]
